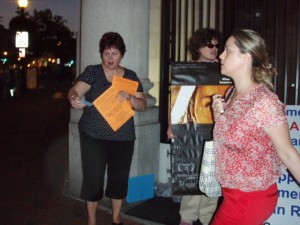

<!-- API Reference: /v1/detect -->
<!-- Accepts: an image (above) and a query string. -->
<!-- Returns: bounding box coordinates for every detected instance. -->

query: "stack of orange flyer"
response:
[93,76,138,131]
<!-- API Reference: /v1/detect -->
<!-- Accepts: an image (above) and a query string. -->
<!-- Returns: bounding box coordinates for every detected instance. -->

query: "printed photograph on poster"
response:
[170,62,233,195]
[171,85,230,124]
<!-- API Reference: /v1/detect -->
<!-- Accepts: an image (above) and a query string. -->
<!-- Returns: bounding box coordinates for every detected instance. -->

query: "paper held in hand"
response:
[112,75,138,96]
[93,76,138,131]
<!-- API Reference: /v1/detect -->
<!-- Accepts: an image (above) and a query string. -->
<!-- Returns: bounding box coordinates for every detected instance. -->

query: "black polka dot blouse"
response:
[77,64,143,141]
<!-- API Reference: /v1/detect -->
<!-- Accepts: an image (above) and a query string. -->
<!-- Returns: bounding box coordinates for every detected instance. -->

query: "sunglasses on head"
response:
[206,42,220,49]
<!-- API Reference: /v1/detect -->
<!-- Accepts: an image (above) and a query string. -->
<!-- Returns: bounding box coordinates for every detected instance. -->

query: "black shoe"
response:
[112,223,123,225]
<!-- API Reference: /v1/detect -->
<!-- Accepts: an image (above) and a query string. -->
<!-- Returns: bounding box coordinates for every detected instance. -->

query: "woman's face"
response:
[101,47,123,70]
[219,36,245,77]
[198,38,219,62]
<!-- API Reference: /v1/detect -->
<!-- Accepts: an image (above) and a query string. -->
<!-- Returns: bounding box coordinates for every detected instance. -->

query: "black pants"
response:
[80,132,134,202]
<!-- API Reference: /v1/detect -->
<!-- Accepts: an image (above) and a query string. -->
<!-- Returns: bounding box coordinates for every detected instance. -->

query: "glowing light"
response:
[16,32,29,48]
[18,0,28,8]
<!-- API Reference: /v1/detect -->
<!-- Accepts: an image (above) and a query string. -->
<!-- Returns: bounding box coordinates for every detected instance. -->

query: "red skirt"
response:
[211,183,278,225]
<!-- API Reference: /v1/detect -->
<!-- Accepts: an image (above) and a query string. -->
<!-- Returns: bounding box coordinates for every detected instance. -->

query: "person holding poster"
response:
[211,29,300,225]
[68,32,146,225]
[167,28,222,225]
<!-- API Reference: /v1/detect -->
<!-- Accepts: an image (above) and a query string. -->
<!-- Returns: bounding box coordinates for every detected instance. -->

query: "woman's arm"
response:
[117,90,147,112]
[167,118,175,139]
[68,81,91,108]
[265,124,300,184]
[129,91,147,112]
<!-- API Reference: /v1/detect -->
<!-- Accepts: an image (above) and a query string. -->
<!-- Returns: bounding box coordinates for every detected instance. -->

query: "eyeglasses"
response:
[206,42,220,49]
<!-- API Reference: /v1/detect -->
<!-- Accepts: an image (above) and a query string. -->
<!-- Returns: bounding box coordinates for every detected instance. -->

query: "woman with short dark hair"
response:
[68,32,146,225]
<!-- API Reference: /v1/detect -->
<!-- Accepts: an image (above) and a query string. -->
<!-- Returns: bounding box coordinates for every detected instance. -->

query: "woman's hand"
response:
[167,124,175,140]
[211,94,225,121]
[69,95,86,109]
[117,91,131,102]
[68,81,91,109]
[118,91,146,112]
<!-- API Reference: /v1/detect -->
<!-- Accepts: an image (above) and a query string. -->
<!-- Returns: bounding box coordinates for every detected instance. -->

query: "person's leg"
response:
[111,198,123,224]
[80,133,108,225]
[198,195,219,225]
[86,201,99,225]
[105,140,134,224]
[179,195,202,224]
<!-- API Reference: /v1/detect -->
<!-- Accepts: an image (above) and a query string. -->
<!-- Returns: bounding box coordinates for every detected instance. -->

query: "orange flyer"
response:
[112,75,138,96]
[93,76,138,131]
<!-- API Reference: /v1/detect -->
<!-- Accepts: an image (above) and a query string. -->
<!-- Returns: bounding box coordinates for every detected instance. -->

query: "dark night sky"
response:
[0,0,79,32]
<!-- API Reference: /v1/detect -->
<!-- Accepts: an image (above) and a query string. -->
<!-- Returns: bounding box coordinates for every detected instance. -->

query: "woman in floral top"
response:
[210,29,300,225]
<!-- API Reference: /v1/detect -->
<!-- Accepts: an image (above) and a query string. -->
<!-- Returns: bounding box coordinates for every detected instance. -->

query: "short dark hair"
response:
[188,28,222,60]
[99,32,126,56]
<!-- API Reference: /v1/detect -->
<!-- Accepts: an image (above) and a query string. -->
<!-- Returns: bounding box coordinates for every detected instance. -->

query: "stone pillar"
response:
[65,0,159,199]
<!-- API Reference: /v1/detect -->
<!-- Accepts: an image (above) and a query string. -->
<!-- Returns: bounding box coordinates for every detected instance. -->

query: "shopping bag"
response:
[199,141,222,197]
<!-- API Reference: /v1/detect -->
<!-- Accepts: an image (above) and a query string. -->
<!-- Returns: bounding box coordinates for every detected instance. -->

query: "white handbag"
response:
[199,141,222,197]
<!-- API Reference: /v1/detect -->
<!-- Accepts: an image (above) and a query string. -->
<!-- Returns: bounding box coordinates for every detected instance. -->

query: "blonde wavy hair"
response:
[231,29,277,91]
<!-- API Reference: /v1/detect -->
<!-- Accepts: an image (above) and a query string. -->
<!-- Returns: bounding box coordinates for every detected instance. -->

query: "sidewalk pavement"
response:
[0,81,161,225]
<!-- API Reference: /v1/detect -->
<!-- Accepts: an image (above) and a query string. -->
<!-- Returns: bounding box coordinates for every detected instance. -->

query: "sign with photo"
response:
[265,105,300,225]
[170,62,233,195]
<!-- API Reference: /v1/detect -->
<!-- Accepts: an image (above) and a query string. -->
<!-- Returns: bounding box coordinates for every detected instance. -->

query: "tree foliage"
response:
[30,9,75,61]
[4,8,76,64]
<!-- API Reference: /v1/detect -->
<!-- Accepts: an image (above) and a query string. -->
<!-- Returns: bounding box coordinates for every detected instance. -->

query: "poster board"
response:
[170,62,233,195]
[265,105,300,225]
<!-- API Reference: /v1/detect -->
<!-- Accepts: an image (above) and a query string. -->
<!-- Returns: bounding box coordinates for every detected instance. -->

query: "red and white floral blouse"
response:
[213,84,287,191]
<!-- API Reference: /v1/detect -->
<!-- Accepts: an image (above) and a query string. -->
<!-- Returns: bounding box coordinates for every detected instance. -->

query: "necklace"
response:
[103,65,123,82]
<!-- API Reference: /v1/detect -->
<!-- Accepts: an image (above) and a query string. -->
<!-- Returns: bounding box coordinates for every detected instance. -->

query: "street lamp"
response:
[16,0,30,92]
[15,0,29,57]
[18,0,28,8]
[17,0,28,17]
